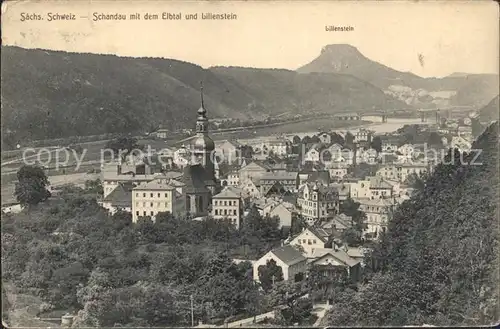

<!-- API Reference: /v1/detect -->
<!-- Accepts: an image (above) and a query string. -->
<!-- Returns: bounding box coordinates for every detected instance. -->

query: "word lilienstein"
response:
[201,12,238,20]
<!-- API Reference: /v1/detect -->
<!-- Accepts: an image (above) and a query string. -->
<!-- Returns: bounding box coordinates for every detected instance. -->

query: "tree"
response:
[344,132,355,148]
[370,136,382,153]
[426,132,443,147]
[84,179,103,196]
[330,133,345,146]
[292,135,301,144]
[347,163,378,179]
[14,165,51,206]
[290,214,307,236]
[268,281,311,325]
[340,198,367,241]
[258,259,284,292]
[239,145,254,159]
[105,136,142,159]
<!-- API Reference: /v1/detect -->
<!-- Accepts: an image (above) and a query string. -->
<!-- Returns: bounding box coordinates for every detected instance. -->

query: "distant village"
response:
[87,90,479,287]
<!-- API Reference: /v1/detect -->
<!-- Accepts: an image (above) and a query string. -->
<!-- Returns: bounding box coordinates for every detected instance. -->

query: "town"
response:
[2,84,493,328]
[2,2,498,327]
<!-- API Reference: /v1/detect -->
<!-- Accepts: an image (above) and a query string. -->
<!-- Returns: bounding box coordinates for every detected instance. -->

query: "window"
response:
[215,209,219,215]
[164,193,168,197]
[136,211,139,216]
[143,211,146,216]
[135,202,139,207]
[214,200,218,206]
[158,193,160,197]
[150,202,153,207]
[233,209,237,215]
[165,202,168,207]
[143,193,146,197]
[313,239,317,244]
[224,209,228,215]
[150,193,153,198]
[143,202,146,207]
[224,201,227,206]
[150,211,154,216]
[136,193,139,197]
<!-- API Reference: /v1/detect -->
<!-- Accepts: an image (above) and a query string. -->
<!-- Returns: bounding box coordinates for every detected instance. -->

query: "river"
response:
[238,117,436,144]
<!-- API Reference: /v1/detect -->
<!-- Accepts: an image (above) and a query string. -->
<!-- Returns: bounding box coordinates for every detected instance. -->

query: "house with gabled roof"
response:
[252,245,308,282]
[99,182,134,215]
[289,226,335,258]
[239,177,262,199]
[310,248,362,282]
[321,213,353,233]
[368,176,394,199]
[262,201,297,228]
[238,160,271,182]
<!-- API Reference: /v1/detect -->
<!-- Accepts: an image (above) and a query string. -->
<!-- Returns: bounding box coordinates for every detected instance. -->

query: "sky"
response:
[2,0,499,78]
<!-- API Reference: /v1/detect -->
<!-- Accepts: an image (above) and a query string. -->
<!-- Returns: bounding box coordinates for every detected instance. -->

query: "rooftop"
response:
[103,183,134,206]
[271,245,307,266]
[213,186,244,199]
[133,179,176,191]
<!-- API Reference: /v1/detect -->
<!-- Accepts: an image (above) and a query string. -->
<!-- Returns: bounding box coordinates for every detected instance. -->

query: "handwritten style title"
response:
[19,12,238,22]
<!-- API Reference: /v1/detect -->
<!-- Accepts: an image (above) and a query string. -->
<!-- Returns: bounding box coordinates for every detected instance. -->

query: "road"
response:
[219,301,332,328]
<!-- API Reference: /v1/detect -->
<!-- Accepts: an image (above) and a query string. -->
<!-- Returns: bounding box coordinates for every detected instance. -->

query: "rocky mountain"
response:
[1,46,405,143]
[298,44,499,108]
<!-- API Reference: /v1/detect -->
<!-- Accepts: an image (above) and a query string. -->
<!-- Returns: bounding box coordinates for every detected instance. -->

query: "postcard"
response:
[1,1,499,328]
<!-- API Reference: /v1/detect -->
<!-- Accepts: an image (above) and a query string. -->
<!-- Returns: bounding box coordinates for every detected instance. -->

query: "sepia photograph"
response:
[1,0,499,327]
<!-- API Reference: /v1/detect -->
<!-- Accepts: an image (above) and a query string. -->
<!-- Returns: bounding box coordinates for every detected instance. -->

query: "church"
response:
[180,83,221,217]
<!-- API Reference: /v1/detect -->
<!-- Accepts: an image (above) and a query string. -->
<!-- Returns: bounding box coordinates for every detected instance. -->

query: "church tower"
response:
[191,82,216,181]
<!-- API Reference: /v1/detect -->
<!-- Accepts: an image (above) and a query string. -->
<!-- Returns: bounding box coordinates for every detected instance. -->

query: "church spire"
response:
[200,81,205,108]
[196,81,208,134]
[198,81,207,118]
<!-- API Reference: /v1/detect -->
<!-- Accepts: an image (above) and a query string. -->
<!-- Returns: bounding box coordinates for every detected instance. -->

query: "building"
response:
[215,140,241,163]
[99,182,134,215]
[357,197,396,240]
[132,179,186,222]
[238,161,271,182]
[368,176,394,199]
[262,201,297,228]
[317,132,332,145]
[221,171,240,187]
[297,182,339,225]
[297,170,331,188]
[327,163,349,180]
[450,136,472,152]
[289,227,335,258]
[173,145,191,169]
[258,172,298,194]
[355,128,371,143]
[212,186,244,229]
[259,138,291,157]
[321,213,353,233]
[252,245,308,282]
[101,162,164,198]
[189,86,217,184]
[309,249,361,282]
[376,162,428,183]
[239,177,262,199]
[178,85,219,217]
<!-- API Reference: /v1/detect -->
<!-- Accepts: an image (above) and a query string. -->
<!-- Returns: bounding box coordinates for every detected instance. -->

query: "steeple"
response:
[196,81,208,134]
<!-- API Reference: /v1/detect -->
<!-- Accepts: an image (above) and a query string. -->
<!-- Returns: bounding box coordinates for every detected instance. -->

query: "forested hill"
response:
[1,46,404,143]
[323,121,499,326]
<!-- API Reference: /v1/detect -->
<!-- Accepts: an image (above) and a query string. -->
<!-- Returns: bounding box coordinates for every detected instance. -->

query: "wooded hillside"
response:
[322,122,499,326]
